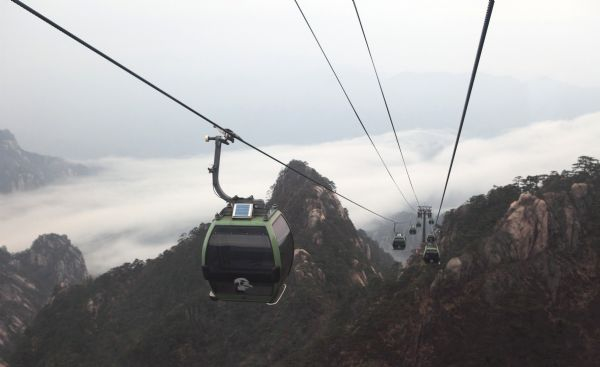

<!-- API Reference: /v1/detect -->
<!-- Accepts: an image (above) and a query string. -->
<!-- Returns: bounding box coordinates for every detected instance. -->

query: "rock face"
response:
[303,170,600,366]
[0,234,88,365]
[0,129,90,193]
[10,160,394,367]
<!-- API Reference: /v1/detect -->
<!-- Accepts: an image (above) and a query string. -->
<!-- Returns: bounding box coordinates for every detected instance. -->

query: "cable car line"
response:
[350,0,420,208]
[9,0,400,225]
[293,0,415,212]
[434,0,495,225]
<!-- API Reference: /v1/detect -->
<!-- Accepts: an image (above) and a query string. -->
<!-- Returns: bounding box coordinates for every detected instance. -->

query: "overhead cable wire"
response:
[350,0,420,208]
[435,0,495,225]
[293,0,415,212]
[9,0,400,224]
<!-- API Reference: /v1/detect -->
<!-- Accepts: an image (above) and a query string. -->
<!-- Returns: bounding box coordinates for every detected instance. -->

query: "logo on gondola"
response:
[234,278,253,293]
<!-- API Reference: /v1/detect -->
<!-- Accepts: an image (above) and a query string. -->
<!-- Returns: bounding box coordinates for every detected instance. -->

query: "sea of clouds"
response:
[1,112,599,274]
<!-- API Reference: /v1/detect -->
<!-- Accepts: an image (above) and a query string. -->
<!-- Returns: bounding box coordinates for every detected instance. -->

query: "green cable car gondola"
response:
[426,234,435,243]
[416,221,422,228]
[391,222,407,250]
[392,234,406,250]
[409,225,417,235]
[201,133,294,305]
[422,243,440,264]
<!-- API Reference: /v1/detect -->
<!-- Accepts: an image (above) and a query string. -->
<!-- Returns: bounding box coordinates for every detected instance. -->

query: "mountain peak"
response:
[31,234,75,252]
[0,129,90,193]
[272,160,336,193]
[22,234,88,286]
[0,234,88,364]
[0,129,16,142]
[0,129,19,150]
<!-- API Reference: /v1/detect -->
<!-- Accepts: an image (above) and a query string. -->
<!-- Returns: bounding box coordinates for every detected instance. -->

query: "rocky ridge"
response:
[0,234,88,365]
[306,159,600,366]
[0,129,89,193]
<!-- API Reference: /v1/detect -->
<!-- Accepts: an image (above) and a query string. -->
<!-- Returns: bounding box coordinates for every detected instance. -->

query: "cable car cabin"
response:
[201,201,294,304]
[392,234,406,250]
[409,226,417,235]
[416,222,422,228]
[428,219,434,225]
[426,234,435,243]
[422,243,440,264]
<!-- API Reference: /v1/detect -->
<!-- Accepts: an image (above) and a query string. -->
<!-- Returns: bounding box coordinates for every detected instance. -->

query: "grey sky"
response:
[1,0,599,159]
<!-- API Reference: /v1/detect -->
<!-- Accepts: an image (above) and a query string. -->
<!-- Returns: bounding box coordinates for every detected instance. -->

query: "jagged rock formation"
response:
[10,160,394,367]
[0,130,90,193]
[0,234,88,366]
[303,161,600,367]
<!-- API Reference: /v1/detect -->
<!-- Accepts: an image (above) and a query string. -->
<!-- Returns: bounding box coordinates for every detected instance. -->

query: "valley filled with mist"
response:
[2,112,600,273]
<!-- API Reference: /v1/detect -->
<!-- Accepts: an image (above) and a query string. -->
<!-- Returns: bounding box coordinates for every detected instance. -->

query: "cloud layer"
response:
[1,112,599,274]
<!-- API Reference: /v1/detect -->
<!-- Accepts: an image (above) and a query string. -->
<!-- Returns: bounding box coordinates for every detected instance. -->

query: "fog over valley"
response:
[1,112,599,274]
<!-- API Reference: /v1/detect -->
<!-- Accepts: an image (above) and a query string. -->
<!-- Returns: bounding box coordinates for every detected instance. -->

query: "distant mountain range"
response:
[8,157,600,366]
[0,234,88,365]
[4,73,600,159]
[0,129,90,193]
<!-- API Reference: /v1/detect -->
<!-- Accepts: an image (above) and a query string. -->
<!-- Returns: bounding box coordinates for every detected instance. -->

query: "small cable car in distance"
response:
[392,233,406,250]
[391,223,406,250]
[416,221,422,228]
[428,211,434,225]
[201,132,294,305]
[409,225,417,235]
[427,234,435,243]
[422,243,440,264]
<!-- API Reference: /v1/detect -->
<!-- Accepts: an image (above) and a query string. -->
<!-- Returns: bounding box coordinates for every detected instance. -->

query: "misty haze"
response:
[1,0,600,366]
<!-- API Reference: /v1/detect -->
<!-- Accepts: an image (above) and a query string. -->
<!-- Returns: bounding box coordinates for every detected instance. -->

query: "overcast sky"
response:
[1,0,599,158]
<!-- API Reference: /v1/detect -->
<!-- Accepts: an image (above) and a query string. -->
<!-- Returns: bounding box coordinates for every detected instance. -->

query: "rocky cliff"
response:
[0,234,88,366]
[304,158,600,366]
[10,160,394,367]
[0,130,90,193]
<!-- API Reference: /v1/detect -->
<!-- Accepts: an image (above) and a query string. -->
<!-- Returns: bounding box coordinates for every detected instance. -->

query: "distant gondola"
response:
[392,233,406,250]
[422,243,440,264]
[409,225,417,235]
[426,234,435,243]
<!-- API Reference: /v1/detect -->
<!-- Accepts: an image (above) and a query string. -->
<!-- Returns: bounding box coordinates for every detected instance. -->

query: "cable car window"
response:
[206,226,274,272]
[273,215,293,277]
[272,215,291,243]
